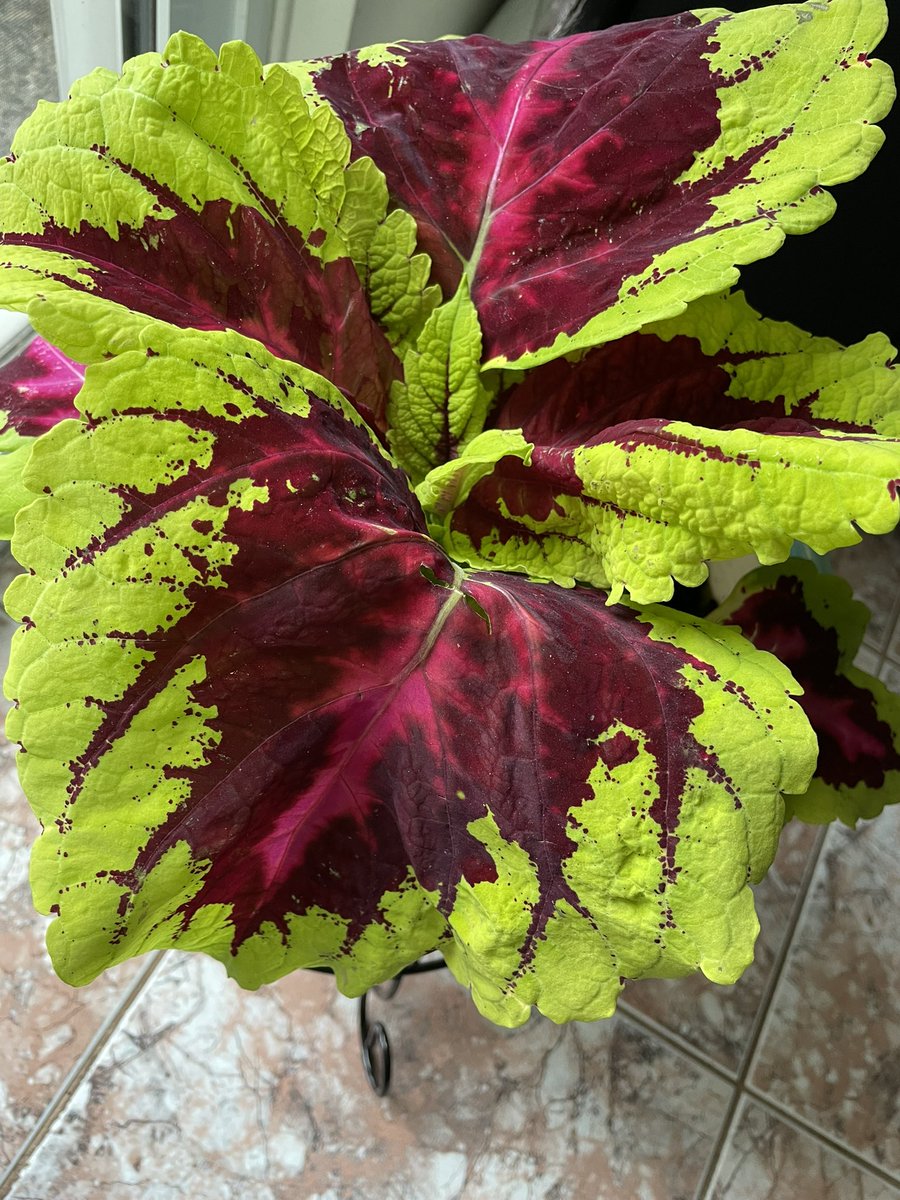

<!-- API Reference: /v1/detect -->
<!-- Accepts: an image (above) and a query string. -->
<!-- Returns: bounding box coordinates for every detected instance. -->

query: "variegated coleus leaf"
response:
[424,290,900,604]
[0,32,439,434]
[711,559,900,826]
[4,316,816,1026]
[301,0,891,369]
[0,336,83,539]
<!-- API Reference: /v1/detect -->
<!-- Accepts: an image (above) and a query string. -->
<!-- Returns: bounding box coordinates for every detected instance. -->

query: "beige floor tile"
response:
[8,951,734,1200]
[832,536,900,656]
[621,818,820,1072]
[878,659,900,694]
[709,1099,898,1200]
[854,644,883,676]
[750,806,900,1173]
[0,739,143,1170]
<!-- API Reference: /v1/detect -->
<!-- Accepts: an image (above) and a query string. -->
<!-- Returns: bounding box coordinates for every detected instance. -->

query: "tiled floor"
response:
[0,534,898,1199]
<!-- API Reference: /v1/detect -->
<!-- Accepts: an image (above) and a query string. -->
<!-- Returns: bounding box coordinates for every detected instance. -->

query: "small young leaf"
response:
[364,207,441,358]
[388,280,496,482]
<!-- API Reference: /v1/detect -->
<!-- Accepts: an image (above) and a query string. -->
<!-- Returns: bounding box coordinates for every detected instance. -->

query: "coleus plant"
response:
[0,0,898,1029]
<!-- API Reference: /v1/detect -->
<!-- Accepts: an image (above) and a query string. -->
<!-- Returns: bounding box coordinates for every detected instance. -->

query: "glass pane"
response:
[169,0,275,59]
[0,0,58,155]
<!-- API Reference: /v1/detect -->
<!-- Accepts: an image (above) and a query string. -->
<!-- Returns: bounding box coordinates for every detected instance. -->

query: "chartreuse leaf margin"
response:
[0,1,897,1028]
[0,31,424,431]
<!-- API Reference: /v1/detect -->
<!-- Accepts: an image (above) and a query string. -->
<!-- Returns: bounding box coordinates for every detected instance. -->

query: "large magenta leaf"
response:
[712,560,900,826]
[426,291,900,604]
[0,34,405,431]
[313,18,720,306]
[4,316,814,1025]
[307,1,890,366]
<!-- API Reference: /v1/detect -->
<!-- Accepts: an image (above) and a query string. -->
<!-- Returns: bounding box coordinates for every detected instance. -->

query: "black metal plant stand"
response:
[311,956,448,1097]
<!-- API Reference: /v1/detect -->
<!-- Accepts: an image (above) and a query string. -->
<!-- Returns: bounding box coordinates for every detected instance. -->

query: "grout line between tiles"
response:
[616,1003,737,1086]
[693,822,830,1200]
[742,1084,900,1190]
[0,951,165,1199]
[736,823,829,1084]
[694,1091,746,1200]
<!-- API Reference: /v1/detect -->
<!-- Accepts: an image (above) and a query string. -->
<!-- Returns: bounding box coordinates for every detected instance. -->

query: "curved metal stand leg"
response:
[355,957,446,1097]
[358,978,400,1096]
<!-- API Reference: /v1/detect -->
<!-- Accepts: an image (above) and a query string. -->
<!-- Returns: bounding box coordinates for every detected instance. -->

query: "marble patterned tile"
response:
[831,535,900,655]
[877,658,900,695]
[854,644,883,677]
[621,818,820,1073]
[750,805,900,1173]
[709,1099,899,1200]
[0,737,143,1170]
[9,952,734,1200]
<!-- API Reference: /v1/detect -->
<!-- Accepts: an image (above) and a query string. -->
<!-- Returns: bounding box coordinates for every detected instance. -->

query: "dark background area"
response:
[560,0,898,349]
